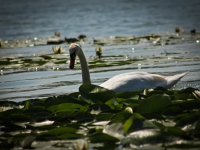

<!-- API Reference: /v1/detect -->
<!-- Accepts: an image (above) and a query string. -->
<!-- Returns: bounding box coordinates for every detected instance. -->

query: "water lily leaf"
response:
[1,122,24,132]
[3,108,24,115]
[121,129,173,146]
[58,133,84,139]
[79,84,116,104]
[89,132,119,143]
[172,99,200,110]
[24,106,51,114]
[96,113,113,121]
[90,104,111,114]
[45,95,86,107]
[68,92,80,98]
[165,143,200,148]
[136,94,172,113]
[175,111,200,127]
[39,127,77,137]
[174,93,195,100]
[103,122,124,138]
[48,103,87,113]
[21,134,36,148]
[162,107,183,116]
[195,119,200,130]
[0,101,19,107]
[110,110,133,123]
[164,127,192,140]
[141,112,165,120]
[33,112,52,121]
[117,91,140,99]
[73,112,95,123]
[23,100,31,110]
[189,129,200,138]
[123,113,157,134]
[9,114,32,122]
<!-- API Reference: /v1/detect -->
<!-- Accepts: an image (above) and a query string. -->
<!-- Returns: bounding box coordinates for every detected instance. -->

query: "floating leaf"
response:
[39,127,77,137]
[21,133,36,148]
[9,114,32,122]
[162,107,183,116]
[142,112,165,120]
[79,84,116,104]
[45,95,86,107]
[24,106,51,114]
[48,103,87,113]
[175,111,200,127]
[89,132,119,143]
[195,119,200,130]
[164,127,192,140]
[136,94,172,113]
[123,113,157,134]
[172,99,200,110]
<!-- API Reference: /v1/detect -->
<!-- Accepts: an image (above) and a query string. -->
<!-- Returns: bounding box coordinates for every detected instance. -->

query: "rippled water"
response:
[0,0,200,101]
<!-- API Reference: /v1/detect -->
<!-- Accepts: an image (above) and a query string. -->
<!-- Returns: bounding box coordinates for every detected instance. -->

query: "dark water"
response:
[1,0,200,39]
[0,0,200,101]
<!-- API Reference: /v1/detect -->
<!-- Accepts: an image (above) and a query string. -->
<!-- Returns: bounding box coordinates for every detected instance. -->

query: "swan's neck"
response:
[78,49,91,84]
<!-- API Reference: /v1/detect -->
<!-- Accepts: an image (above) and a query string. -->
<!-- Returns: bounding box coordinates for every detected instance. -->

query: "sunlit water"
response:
[0,0,200,101]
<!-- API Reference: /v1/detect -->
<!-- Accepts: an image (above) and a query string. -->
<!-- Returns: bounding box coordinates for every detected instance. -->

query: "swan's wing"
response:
[100,72,167,92]
[100,72,188,92]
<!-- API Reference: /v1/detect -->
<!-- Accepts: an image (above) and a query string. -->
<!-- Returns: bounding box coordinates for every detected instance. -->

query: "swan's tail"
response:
[165,72,188,89]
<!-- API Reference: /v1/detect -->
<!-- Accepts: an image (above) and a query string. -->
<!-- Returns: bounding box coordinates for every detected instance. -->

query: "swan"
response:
[69,43,188,92]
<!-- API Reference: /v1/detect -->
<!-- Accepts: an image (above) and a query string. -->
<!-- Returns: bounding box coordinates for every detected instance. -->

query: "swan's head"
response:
[69,43,81,69]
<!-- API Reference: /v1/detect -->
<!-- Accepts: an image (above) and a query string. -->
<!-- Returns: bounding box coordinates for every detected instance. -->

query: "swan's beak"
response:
[69,53,76,69]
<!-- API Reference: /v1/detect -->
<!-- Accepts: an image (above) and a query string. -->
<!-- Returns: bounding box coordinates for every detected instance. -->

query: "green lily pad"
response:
[89,132,119,143]
[9,114,32,122]
[123,113,157,134]
[39,127,77,137]
[79,84,116,104]
[47,103,87,113]
[136,94,172,113]
[175,111,200,127]
[162,107,183,116]
[172,99,200,110]
[45,95,86,107]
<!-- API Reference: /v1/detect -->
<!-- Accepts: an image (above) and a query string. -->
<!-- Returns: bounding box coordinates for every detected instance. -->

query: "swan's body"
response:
[69,43,188,92]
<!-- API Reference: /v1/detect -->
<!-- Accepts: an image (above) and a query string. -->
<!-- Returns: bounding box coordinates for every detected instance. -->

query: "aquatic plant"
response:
[0,84,200,149]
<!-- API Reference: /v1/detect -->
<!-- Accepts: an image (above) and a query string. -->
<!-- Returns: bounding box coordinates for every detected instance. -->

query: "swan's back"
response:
[100,72,188,92]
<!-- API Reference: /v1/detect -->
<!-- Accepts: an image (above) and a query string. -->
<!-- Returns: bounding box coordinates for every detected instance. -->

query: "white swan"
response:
[69,43,188,92]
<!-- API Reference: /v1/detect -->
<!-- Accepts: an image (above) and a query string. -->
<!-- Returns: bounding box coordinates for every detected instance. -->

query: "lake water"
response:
[0,0,200,101]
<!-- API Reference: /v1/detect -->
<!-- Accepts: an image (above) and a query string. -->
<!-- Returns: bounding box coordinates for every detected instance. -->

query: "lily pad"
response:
[136,94,172,114]
[79,84,116,104]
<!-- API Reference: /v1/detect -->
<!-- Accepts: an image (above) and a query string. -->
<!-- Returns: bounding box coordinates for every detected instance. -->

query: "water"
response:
[0,0,200,101]
[1,0,200,39]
